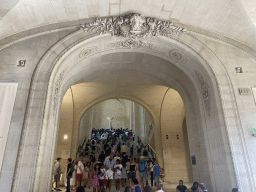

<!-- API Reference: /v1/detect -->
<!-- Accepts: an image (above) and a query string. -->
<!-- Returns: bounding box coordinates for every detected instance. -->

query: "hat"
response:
[140,156,145,160]
[57,157,61,161]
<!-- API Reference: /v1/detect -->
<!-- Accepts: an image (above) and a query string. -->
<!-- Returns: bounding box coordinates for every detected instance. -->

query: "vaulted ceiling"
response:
[0,0,256,50]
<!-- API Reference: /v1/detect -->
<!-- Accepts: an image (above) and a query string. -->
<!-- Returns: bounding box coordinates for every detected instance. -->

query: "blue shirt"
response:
[153,165,161,177]
[104,159,115,169]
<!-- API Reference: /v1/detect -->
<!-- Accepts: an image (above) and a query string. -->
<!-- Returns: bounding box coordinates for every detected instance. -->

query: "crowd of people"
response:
[52,128,207,192]
[52,128,163,192]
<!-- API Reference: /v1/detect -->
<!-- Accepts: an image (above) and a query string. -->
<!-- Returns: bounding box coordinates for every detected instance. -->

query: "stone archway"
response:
[11,15,253,192]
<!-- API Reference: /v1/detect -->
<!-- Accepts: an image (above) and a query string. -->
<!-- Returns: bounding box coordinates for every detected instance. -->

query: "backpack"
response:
[70,163,75,174]
[139,161,146,172]
[135,185,142,192]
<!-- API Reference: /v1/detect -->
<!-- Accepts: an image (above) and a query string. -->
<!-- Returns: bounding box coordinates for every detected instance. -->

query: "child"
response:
[114,159,123,192]
[132,179,142,192]
[92,164,100,192]
[99,164,106,191]
[83,162,90,188]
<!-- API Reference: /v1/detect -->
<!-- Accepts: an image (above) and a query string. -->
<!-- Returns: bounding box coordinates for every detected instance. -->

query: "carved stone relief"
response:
[195,71,211,114]
[53,69,66,114]
[169,49,185,63]
[107,39,153,49]
[80,13,187,38]
[79,46,97,58]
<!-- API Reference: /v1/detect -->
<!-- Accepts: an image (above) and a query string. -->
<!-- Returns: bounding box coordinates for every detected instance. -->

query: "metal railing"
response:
[147,144,156,158]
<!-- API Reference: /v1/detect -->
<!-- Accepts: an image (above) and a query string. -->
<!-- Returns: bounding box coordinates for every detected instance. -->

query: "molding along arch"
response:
[12,14,254,192]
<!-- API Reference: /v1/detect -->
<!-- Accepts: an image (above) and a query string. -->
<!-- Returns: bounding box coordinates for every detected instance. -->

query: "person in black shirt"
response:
[66,158,73,192]
[176,180,189,192]
[99,151,105,162]
[90,152,96,163]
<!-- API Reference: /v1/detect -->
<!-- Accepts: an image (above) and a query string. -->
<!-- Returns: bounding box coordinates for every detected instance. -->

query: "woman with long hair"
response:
[128,157,137,187]
[92,164,100,192]
[70,159,77,191]
[121,160,127,187]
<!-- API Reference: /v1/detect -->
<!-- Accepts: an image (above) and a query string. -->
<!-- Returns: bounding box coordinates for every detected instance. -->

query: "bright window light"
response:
[64,134,68,140]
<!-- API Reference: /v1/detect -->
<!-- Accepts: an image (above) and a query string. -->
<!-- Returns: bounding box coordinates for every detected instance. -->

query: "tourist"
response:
[138,156,148,190]
[99,151,105,162]
[90,151,96,163]
[104,155,115,191]
[92,164,100,192]
[53,157,62,191]
[114,159,123,192]
[153,161,161,189]
[128,157,137,187]
[176,180,189,192]
[123,133,127,143]
[76,157,84,187]
[70,159,77,191]
[148,158,154,187]
[121,143,127,154]
[99,163,106,191]
[121,160,127,187]
[131,179,142,192]
[83,162,90,188]
[191,182,199,192]
[66,158,73,192]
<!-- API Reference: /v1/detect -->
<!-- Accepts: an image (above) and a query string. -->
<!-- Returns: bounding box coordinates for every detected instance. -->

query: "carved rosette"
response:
[195,71,211,114]
[79,46,97,58]
[107,39,153,49]
[169,49,185,62]
[80,13,186,38]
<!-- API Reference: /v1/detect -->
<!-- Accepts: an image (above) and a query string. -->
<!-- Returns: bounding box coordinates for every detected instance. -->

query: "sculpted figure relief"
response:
[80,13,186,38]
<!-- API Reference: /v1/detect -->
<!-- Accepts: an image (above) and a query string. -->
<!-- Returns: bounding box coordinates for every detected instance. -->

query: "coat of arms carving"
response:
[80,13,186,38]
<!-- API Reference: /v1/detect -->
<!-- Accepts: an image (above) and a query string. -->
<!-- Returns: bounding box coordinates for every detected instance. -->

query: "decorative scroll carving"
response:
[53,70,66,113]
[107,39,153,49]
[195,71,211,114]
[80,13,186,38]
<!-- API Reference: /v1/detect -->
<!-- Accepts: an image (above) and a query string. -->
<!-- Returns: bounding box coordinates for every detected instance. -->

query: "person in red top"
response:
[127,135,130,144]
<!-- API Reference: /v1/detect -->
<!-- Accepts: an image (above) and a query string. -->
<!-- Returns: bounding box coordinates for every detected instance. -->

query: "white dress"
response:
[70,165,77,186]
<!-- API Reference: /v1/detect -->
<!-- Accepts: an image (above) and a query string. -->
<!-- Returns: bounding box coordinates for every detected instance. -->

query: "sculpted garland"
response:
[80,13,187,38]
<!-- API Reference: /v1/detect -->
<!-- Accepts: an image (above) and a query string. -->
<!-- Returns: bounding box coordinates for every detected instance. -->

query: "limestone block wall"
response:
[191,32,256,188]
[0,29,77,191]
[160,89,191,183]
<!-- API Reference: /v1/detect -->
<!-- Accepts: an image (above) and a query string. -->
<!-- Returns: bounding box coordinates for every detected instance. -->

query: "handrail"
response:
[76,136,87,158]
[147,144,156,158]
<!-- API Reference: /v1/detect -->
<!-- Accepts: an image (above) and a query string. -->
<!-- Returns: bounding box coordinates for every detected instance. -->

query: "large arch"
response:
[11,26,253,192]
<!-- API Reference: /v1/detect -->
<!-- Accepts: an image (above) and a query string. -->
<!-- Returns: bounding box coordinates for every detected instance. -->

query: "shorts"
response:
[54,173,61,180]
[139,172,147,183]
[99,179,104,186]
[128,171,136,179]
[155,176,160,183]
[105,170,113,180]
[76,174,83,182]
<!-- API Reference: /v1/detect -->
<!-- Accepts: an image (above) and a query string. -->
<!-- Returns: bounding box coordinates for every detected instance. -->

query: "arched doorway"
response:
[12,25,250,191]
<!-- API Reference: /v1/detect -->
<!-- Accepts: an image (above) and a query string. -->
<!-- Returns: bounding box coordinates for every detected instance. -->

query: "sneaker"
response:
[56,189,62,191]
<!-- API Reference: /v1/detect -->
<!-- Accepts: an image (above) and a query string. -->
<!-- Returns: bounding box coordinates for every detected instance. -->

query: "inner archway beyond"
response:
[12,32,251,192]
